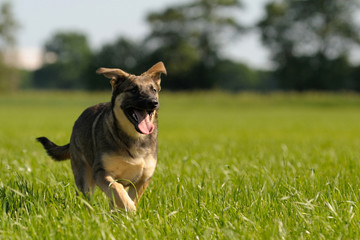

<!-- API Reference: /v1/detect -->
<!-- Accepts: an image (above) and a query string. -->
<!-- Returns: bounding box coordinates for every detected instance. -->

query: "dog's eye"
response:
[151,86,157,93]
[128,87,138,93]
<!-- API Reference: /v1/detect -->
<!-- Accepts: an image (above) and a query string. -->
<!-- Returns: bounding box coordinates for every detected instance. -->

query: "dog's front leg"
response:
[94,169,136,212]
[128,178,151,204]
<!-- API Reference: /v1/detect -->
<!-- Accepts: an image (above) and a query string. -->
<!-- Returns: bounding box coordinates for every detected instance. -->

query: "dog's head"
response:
[96,62,167,137]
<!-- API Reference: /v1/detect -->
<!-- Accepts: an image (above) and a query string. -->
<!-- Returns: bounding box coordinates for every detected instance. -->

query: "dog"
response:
[37,62,167,212]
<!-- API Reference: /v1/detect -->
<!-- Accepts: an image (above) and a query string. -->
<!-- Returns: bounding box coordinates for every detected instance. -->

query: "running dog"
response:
[37,62,167,212]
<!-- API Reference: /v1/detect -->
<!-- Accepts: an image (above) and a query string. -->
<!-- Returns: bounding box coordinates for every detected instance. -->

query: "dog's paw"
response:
[125,202,136,213]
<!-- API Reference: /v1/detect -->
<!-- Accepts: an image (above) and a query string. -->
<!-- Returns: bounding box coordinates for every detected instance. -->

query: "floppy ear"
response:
[144,62,167,89]
[96,68,130,88]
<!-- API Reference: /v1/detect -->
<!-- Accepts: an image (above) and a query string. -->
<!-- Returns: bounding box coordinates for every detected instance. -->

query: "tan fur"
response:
[102,153,156,186]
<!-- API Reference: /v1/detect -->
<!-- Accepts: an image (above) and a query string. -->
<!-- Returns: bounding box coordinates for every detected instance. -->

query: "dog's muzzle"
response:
[123,98,159,135]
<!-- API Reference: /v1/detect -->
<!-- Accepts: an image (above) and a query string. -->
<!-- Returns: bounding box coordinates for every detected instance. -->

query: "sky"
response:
[9,0,271,70]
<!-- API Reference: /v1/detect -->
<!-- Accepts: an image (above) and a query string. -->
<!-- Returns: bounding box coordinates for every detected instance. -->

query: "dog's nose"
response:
[150,100,159,108]
[147,99,159,109]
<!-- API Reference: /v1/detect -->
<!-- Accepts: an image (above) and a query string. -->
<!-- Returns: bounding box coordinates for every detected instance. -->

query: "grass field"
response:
[1,91,360,239]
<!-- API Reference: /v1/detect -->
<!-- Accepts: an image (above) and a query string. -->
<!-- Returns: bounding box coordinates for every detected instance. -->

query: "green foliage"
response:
[81,0,252,91]
[32,32,92,89]
[1,92,360,238]
[84,37,147,90]
[213,60,266,91]
[0,1,20,92]
[276,53,353,91]
[351,65,360,91]
[259,0,360,59]
[145,0,244,90]
[258,0,360,91]
[0,1,18,48]
[12,0,360,91]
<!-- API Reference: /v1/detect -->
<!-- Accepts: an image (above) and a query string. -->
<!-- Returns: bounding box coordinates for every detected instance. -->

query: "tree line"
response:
[1,0,360,92]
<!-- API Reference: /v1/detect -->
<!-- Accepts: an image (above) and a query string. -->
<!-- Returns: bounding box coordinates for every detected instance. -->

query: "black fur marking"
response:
[126,149,134,159]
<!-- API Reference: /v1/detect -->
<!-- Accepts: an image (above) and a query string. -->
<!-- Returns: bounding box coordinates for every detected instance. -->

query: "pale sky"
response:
[10,0,271,70]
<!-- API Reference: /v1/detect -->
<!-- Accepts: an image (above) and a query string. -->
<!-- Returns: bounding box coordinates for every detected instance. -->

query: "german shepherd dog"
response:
[37,62,166,212]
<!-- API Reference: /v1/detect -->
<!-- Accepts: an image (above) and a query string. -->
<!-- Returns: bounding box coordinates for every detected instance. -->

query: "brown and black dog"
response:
[37,62,167,212]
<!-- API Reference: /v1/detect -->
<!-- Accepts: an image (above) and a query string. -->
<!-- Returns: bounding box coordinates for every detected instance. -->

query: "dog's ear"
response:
[144,62,167,89]
[96,68,130,88]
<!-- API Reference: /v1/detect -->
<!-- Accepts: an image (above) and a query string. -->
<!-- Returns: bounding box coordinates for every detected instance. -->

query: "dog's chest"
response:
[102,153,157,184]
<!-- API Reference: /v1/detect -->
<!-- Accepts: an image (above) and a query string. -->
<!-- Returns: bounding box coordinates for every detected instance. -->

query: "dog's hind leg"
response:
[70,154,95,197]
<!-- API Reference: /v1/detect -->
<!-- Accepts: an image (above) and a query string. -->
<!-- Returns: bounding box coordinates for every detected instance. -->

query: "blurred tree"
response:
[84,37,147,90]
[212,60,259,91]
[211,60,277,91]
[258,0,360,91]
[33,31,91,89]
[0,1,20,91]
[146,0,244,89]
[351,65,360,91]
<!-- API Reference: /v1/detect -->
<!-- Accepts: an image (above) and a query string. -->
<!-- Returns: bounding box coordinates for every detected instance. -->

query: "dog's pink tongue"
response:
[134,110,154,134]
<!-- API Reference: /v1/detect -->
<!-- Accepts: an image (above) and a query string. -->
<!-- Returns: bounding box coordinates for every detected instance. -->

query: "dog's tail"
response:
[36,137,70,161]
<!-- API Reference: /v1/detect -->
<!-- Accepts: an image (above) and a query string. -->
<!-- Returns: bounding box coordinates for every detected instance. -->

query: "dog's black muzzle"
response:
[134,96,159,112]
[146,98,159,110]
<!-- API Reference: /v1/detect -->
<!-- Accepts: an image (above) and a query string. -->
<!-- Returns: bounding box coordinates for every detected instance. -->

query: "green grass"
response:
[1,91,360,239]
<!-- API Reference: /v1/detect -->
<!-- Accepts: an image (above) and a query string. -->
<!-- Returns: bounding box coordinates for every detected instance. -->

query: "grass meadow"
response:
[1,91,360,239]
